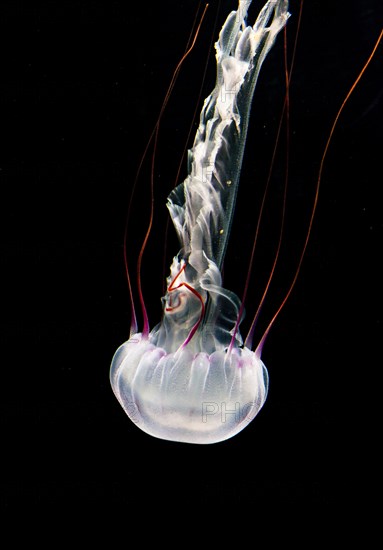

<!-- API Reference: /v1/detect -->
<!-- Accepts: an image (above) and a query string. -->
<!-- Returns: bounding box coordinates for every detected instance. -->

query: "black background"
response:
[1,0,382,514]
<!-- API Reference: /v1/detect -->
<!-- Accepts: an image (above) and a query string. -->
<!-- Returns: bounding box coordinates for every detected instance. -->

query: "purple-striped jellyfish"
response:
[110,0,290,443]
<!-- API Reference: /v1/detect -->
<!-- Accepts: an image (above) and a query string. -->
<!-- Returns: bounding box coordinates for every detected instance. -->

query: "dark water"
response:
[1,0,381,515]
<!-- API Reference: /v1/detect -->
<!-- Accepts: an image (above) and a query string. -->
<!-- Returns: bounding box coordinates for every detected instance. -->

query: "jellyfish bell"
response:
[110,331,268,444]
[110,257,269,444]
[111,0,290,444]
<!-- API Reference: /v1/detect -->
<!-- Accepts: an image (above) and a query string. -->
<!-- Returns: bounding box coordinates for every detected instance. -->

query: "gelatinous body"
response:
[111,0,290,444]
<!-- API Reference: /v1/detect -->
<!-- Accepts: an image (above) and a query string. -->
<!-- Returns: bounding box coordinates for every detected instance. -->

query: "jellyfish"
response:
[110,0,290,444]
